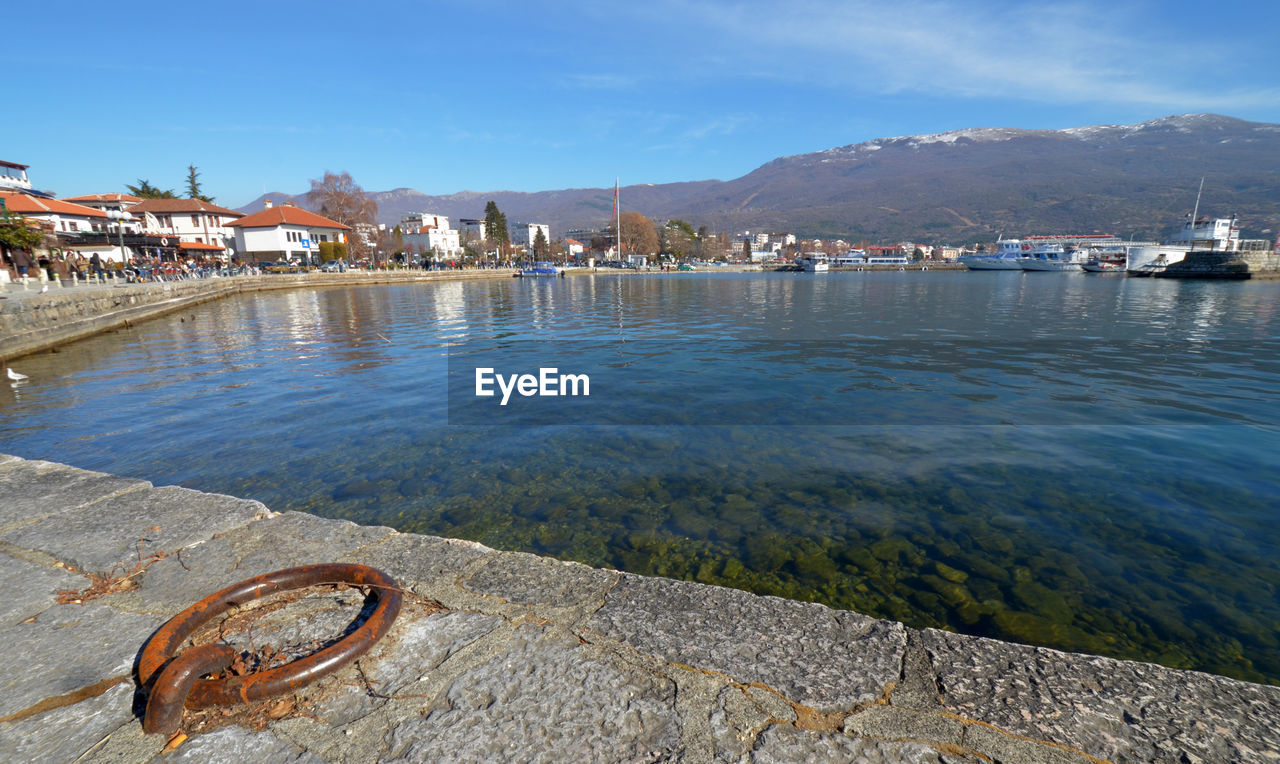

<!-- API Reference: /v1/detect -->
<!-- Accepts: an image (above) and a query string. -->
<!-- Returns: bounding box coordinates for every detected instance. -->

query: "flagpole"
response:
[614,177,621,263]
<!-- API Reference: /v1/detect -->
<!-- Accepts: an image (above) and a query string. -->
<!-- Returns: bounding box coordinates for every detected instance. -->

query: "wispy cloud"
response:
[622,0,1280,112]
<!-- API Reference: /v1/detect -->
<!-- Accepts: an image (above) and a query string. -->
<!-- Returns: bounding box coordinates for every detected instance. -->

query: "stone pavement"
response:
[0,453,1277,763]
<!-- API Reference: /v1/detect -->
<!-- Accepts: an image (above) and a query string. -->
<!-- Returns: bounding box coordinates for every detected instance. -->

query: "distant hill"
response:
[238,114,1280,243]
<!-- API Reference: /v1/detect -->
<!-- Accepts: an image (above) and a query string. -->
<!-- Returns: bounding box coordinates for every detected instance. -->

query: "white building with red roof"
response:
[62,193,145,234]
[1,191,108,236]
[225,200,350,262]
[129,198,244,255]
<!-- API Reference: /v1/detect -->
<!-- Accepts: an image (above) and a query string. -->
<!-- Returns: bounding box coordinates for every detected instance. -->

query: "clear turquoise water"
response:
[2,272,1277,683]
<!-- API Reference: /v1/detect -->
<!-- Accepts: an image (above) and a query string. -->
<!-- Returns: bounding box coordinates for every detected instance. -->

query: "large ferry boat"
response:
[1126,215,1240,276]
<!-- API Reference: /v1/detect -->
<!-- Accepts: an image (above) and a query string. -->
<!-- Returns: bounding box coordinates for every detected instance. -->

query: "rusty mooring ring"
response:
[139,563,402,736]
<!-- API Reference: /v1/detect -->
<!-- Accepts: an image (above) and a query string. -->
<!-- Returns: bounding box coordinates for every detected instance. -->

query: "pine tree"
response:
[483,201,509,252]
[126,179,176,199]
[185,164,215,203]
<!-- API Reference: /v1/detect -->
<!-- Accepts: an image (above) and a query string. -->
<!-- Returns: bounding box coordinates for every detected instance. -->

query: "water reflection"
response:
[1,274,1277,684]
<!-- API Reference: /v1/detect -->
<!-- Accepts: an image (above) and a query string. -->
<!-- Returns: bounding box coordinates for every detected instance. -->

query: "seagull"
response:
[40,284,48,293]
[5,366,28,382]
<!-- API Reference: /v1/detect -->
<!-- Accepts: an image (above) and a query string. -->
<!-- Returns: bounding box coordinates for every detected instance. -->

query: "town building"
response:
[1,191,108,238]
[62,194,144,234]
[0,161,34,194]
[226,200,349,263]
[401,213,461,257]
[564,238,584,258]
[129,198,244,256]
[458,218,487,245]
[511,222,551,252]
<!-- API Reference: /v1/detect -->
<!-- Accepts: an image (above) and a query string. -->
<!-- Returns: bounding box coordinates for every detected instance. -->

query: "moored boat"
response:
[1019,243,1086,272]
[516,261,563,277]
[959,239,1025,270]
[796,253,829,272]
[1127,183,1240,275]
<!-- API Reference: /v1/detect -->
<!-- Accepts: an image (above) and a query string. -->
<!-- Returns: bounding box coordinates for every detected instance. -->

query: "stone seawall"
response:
[0,271,515,361]
[1,454,1277,762]
[1158,249,1280,279]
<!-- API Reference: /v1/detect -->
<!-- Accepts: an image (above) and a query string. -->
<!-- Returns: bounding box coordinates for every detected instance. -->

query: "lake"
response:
[2,271,1277,684]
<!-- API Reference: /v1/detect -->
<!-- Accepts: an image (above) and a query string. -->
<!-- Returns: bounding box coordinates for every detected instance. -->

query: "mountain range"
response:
[237,114,1280,244]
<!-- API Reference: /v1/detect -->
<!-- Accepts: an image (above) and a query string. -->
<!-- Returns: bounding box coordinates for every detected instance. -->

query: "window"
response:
[191,214,200,227]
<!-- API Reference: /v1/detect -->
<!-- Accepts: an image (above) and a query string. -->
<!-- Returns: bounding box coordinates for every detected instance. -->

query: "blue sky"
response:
[10,0,1279,208]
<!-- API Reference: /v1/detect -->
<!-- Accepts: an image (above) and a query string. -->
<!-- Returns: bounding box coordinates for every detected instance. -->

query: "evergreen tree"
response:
[126,179,176,199]
[185,164,215,203]
[483,201,509,252]
[533,227,549,260]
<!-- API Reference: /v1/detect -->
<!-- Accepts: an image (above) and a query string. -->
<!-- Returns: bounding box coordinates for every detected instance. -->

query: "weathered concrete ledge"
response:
[0,270,516,361]
[1,454,1276,762]
[1157,249,1280,279]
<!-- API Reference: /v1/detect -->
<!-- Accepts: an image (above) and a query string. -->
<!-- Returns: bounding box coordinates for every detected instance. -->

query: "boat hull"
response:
[1020,259,1083,272]
[959,256,1023,271]
[1126,245,1189,275]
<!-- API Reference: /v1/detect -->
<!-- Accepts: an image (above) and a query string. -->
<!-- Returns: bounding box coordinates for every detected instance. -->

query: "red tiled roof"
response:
[1,191,107,218]
[178,241,226,251]
[130,198,244,217]
[228,206,350,230]
[63,193,144,203]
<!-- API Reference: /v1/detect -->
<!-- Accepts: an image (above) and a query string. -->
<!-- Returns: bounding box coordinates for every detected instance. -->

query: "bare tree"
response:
[307,171,378,262]
[619,211,659,259]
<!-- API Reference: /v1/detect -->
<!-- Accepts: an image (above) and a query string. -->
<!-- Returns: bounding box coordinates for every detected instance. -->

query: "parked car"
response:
[319,260,349,273]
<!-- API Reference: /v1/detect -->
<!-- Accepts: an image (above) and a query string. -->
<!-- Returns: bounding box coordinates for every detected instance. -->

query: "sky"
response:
[8,0,1280,209]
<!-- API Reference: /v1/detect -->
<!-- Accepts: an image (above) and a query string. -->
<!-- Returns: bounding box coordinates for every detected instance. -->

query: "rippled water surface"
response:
[2,272,1278,683]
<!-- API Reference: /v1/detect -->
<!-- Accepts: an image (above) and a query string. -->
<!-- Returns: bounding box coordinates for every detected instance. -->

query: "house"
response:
[226,201,349,263]
[129,198,244,256]
[401,213,461,257]
[564,238,584,258]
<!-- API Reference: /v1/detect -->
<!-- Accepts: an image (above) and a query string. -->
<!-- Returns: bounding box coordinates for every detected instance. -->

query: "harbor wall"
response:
[1159,249,1280,279]
[0,271,515,361]
[0,453,1277,762]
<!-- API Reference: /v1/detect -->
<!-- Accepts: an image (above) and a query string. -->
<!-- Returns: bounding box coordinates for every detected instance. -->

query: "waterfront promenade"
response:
[1,454,1277,762]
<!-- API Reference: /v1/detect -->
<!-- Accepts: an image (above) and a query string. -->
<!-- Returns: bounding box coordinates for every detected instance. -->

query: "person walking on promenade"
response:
[11,247,36,287]
[90,252,105,283]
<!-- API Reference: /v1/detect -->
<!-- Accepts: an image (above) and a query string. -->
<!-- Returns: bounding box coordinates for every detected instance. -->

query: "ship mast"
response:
[1189,176,1204,250]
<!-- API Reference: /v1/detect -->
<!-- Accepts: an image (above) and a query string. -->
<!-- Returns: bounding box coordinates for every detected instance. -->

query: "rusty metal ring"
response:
[139,563,402,735]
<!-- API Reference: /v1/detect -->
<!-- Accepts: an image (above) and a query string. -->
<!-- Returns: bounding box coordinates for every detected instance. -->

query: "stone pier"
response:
[0,454,1277,762]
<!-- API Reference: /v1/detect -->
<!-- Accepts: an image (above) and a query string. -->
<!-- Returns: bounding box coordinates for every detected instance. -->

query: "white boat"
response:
[959,239,1024,270]
[1127,181,1241,276]
[1019,243,1086,271]
[796,253,829,272]
[1126,217,1239,275]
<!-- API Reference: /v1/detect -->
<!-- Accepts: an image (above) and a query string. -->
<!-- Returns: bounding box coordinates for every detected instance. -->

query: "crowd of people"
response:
[1,247,536,287]
[0,249,260,285]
